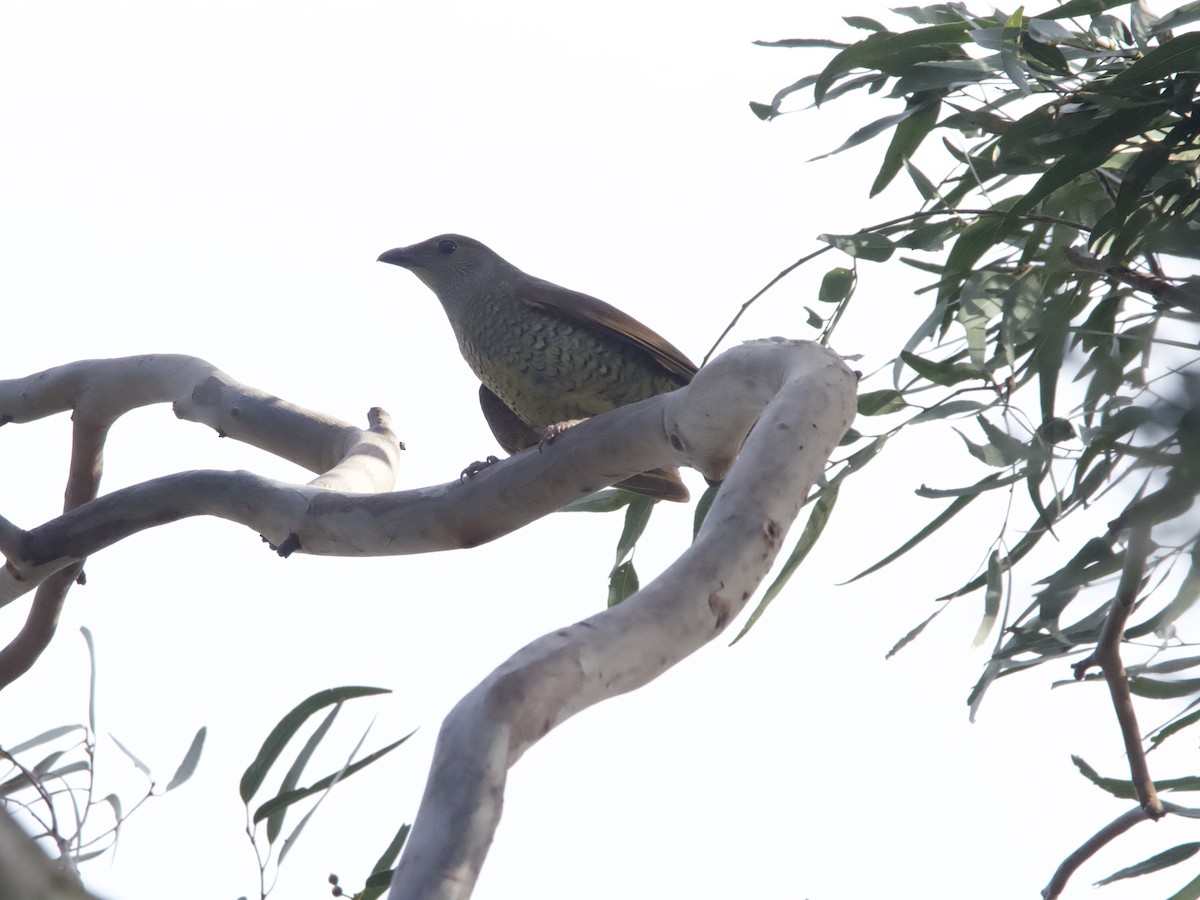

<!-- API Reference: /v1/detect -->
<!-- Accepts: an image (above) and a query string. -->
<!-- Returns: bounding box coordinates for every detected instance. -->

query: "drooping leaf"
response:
[819,231,896,261]
[893,5,972,26]
[857,389,907,416]
[359,823,412,900]
[239,686,390,803]
[612,494,654,568]
[871,92,944,195]
[559,490,634,513]
[1154,2,1200,34]
[1162,870,1200,900]
[33,761,90,782]
[749,74,821,121]
[886,607,945,657]
[844,16,888,33]
[1020,29,1071,75]
[1035,537,1118,623]
[1033,0,1136,22]
[973,550,1004,647]
[1094,843,1200,886]
[109,735,152,777]
[813,22,971,105]
[1128,543,1200,639]
[749,101,777,121]
[998,8,1033,96]
[1131,655,1200,677]
[953,426,1013,467]
[1149,708,1200,751]
[846,488,983,582]
[1103,31,1200,90]
[1130,676,1200,700]
[902,157,941,201]
[693,482,720,537]
[816,105,926,164]
[967,659,1004,719]
[940,526,1048,602]
[819,267,856,304]
[1072,756,1200,798]
[890,58,997,95]
[608,560,639,607]
[1009,104,1167,217]
[252,731,415,825]
[732,485,840,643]
[975,415,1030,465]
[753,38,849,49]
[5,724,86,756]
[901,350,985,385]
[1072,754,1135,798]
[276,723,379,866]
[916,470,1024,498]
[938,212,1015,306]
[908,399,988,424]
[267,707,341,844]
[165,727,206,792]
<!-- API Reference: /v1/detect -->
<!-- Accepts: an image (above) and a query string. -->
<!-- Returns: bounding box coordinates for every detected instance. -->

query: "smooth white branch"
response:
[1,341,847,606]
[0,355,403,685]
[0,355,397,483]
[387,338,857,899]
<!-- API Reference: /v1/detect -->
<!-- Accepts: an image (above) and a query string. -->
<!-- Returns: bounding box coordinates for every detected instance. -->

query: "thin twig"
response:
[1041,806,1151,900]
[1046,525,1164,898]
[702,245,832,365]
[703,207,1089,365]
[1065,247,1200,313]
[1072,523,1163,816]
[0,568,81,690]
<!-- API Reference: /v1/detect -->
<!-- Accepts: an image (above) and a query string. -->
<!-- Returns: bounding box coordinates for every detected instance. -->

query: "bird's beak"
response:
[377,247,416,268]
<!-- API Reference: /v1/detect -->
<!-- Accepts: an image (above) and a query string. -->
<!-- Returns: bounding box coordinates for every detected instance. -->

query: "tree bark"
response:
[0,339,855,900]
[387,339,856,898]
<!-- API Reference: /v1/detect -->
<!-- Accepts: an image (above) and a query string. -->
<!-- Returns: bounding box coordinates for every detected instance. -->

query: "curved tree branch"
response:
[387,340,857,898]
[0,355,403,684]
[1071,524,1163,817]
[1047,524,1165,899]
[0,341,856,900]
[0,341,832,596]
[0,341,846,690]
[1041,806,1151,900]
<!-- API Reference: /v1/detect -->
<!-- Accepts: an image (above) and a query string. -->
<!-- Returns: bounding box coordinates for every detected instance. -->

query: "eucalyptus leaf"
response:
[819,231,896,261]
[240,686,390,804]
[1094,843,1200,886]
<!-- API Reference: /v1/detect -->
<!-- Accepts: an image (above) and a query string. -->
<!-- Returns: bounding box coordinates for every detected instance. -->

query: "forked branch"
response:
[387,341,857,899]
[1046,524,1163,899]
[0,355,402,687]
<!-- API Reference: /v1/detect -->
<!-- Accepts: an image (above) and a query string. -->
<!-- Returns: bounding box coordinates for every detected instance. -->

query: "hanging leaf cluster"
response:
[749,0,1200,704]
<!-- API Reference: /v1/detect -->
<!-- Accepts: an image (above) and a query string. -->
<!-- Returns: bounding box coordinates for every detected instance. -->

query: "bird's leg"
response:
[538,419,587,448]
[460,455,501,481]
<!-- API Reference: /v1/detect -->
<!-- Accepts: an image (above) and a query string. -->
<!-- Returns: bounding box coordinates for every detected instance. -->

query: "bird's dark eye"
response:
[437,239,458,255]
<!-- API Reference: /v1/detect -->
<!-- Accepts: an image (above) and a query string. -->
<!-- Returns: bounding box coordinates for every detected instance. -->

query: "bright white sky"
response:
[1,2,1197,899]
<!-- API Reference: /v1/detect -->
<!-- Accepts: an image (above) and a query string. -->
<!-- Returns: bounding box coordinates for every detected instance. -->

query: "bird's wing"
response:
[478,384,539,453]
[521,278,698,382]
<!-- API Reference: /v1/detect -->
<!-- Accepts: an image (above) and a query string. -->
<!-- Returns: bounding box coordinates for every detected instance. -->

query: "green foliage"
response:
[752,0,1200,676]
[0,628,204,871]
[239,686,413,899]
[561,490,657,606]
[607,495,654,606]
[749,2,1200,892]
[1094,842,1200,887]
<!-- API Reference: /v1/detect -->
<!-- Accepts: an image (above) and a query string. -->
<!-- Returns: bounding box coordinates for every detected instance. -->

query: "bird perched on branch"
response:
[378,234,697,501]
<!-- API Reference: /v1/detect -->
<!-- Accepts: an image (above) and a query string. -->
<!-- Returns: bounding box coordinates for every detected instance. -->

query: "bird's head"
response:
[378,235,516,302]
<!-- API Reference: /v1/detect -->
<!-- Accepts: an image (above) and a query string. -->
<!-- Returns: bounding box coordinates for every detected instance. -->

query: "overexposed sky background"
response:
[1,2,1198,899]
